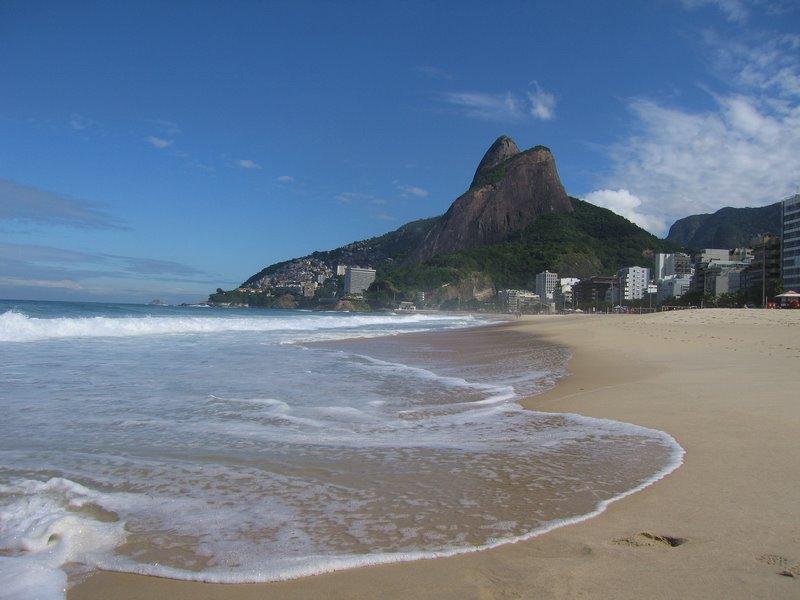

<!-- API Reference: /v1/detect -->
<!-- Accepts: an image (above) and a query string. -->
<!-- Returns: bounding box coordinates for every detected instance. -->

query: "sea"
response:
[0,300,683,599]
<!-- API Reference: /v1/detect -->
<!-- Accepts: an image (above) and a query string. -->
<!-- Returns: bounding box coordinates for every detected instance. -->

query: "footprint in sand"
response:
[757,554,800,578]
[611,532,686,548]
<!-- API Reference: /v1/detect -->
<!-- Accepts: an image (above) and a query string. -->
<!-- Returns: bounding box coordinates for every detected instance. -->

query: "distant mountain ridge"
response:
[666,202,781,249]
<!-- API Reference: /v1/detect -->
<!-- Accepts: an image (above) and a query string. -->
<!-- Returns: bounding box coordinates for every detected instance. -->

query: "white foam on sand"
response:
[0,478,128,600]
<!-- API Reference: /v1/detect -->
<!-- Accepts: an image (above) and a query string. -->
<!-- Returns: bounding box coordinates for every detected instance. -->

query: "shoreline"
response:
[70,310,800,599]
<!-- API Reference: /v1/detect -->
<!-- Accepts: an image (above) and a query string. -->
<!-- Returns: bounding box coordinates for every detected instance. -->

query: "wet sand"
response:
[69,309,800,599]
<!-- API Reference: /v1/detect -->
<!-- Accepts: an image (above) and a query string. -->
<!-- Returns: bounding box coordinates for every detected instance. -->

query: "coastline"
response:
[69,309,800,599]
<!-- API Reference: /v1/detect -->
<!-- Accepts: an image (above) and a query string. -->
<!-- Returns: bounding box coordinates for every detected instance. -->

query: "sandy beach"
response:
[70,308,800,599]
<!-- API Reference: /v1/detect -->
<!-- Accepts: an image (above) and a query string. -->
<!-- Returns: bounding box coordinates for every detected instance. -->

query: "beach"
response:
[69,308,800,599]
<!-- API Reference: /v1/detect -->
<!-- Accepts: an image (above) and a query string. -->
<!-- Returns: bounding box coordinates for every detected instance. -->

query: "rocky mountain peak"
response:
[470,135,521,189]
[409,138,573,263]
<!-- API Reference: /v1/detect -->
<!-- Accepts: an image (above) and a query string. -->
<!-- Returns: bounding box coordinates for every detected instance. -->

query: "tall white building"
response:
[616,266,650,302]
[782,194,800,292]
[535,270,559,302]
[344,267,376,295]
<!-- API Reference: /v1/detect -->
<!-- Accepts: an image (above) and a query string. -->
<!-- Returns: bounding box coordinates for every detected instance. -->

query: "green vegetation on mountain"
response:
[379,198,681,294]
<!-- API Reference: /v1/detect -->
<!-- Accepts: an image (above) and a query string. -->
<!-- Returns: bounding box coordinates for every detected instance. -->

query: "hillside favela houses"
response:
[207,136,799,312]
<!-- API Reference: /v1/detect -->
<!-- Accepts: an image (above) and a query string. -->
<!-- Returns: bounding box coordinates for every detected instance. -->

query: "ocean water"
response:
[0,300,683,599]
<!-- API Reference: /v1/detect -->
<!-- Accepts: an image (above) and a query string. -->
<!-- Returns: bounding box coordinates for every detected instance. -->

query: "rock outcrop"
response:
[410,136,573,263]
[469,135,521,189]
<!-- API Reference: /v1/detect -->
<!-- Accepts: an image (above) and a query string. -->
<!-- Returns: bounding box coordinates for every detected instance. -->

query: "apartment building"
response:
[535,270,559,302]
[616,266,650,302]
[782,194,800,292]
[344,267,376,295]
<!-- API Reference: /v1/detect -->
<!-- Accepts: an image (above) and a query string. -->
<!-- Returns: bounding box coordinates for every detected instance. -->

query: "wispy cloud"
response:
[155,119,182,136]
[275,175,295,183]
[586,24,800,236]
[0,242,211,290]
[416,65,452,80]
[113,255,207,277]
[335,191,373,204]
[145,135,174,149]
[69,114,97,131]
[396,184,429,198]
[0,179,124,229]
[0,276,84,290]
[704,29,800,98]
[440,81,556,122]
[237,159,262,170]
[439,91,527,121]
[681,0,750,23]
[528,81,556,121]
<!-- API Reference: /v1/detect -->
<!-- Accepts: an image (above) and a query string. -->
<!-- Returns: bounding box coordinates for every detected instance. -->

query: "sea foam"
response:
[0,301,684,597]
[0,309,480,342]
[0,478,128,600]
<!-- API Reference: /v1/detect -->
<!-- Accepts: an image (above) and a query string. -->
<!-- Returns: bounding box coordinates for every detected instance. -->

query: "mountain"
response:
[409,139,573,262]
[470,134,520,188]
[666,202,781,249]
[388,197,676,294]
[226,136,680,306]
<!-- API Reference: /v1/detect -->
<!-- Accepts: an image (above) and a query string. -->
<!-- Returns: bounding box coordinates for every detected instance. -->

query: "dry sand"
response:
[70,308,800,599]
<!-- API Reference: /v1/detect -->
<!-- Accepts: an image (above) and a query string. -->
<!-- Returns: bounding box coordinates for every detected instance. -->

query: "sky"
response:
[1,0,798,303]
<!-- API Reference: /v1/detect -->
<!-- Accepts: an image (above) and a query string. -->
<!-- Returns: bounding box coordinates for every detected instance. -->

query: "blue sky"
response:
[1,0,798,303]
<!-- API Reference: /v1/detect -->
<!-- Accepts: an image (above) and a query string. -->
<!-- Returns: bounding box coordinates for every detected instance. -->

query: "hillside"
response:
[666,202,781,248]
[383,197,679,292]
[218,136,684,307]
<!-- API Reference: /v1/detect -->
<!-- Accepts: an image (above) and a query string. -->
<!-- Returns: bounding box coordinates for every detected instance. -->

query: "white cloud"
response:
[0,179,123,229]
[681,0,749,22]
[275,175,295,183]
[707,30,800,98]
[587,26,800,236]
[440,91,526,121]
[0,277,84,290]
[584,189,668,233]
[397,184,429,198]
[335,191,392,208]
[528,81,556,120]
[237,159,261,170]
[440,82,556,122]
[336,192,372,204]
[416,65,452,80]
[145,135,174,149]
